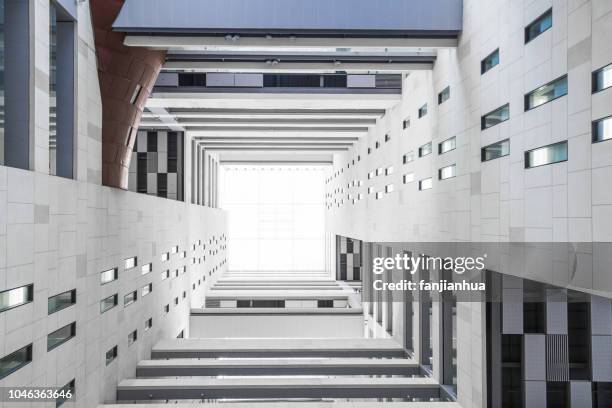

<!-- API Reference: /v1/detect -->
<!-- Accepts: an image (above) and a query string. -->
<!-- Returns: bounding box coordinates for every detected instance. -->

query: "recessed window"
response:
[419,142,432,157]
[174,297,179,305]
[375,141,380,149]
[180,250,186,259]
[593,116,612,143]
[481,104,509,130]
[368,171,374,179]
[525,141,568,168]
[385,134,391,142]
[0,344,32,380]
[403,152,414,164]
[367,147,372,154]
[141,263,152,275]
[438,86,450,105]
[419,178,433,191]
[48,289,76,315]
[161,270,170,280]
[164,304,170,313]
[129,84,142,104]
[438,136,456,154]
[376,167,384,176]
[100,268,118,285]
[105,346,117,366]
[481,139,510,162]
[385,166,394,175]
[144,318,153,331]
[161,252,169,262]
[124,257,137,270]
[525,8,552,43]
[127,330,137,346]
[385,184,394,193]
[0,284,33,313]
[481,49,499,74]
[100,294,118,314]
[141,283,152,297]
[403,173,415,184]
[47,322,76,351]
[525,75,567,110]
[439,164,457,180]
[124,291,137,307]
[56,378,75,407]
[171,245,179,254]
[403,118,411,129]
[418,104,428,118]
[375,191,384,200]
[593,63,612,93]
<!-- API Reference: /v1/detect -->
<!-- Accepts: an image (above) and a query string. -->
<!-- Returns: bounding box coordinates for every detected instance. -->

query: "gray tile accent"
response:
[34,204,49,224]
[568,37,592,70]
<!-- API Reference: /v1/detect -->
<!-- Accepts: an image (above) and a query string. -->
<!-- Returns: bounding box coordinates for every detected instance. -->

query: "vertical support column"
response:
[55,20,76,179]
[4,0,30,169]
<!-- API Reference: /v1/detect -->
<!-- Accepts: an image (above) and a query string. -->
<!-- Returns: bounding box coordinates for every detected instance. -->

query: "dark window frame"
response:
[481,48,500,75]
[592,63,612,93]
[0,344,32,380]
[48,289,76,315]
[481,104,510,130]
[47,322,76,351]
[525,8,553,44]
[481,139,510,162]
[0,284,34,313]
[524,75,568,111]
[524,140,568,169]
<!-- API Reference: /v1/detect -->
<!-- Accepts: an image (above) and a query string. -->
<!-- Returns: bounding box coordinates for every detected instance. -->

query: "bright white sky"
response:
[220,165,328,272]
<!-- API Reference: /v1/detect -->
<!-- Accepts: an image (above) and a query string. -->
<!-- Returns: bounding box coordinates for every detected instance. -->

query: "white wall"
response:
[190,313,363,338]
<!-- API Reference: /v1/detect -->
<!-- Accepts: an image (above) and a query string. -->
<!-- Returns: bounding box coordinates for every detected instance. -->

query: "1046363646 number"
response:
[3,387,73,402]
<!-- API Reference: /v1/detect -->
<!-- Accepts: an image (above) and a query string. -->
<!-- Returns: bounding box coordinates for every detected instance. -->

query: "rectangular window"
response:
[161,252,169,262]
[367,147,372,154]
[124,257,137,270]
[419,142,432,157]
[375,141,380,149]
[368,187,374,194]
[525,9,552,43]
[419,178,433,191]
[403,118,410,129]
[0,344,32,380]
[525,141,568,168]
[403,173,415,184]
[593,63,612,93]
[367,171,374,179]
[375,191,384,200]
[47,322,76,351]
[525,75,568,110]
[438,136,456,154]
[593,116,612,143]
[129,84,142,104]
[403,152,414,164]
[481,49,499,74]
[318,300,333,308]
[105,346,117,366]
[164,304,170,313]
[48,289,76,315]
[376,167,384,176]
[439,164,457,180]
[0,284,33,313]
[100,268,118,285]
[141,263,152,275]
[145,317,153,331]
[418,104,428,118]
[438,86,450,104]
[100,294,118,314]
[127,330,137,346]
[180,250,186,258]
[141,283,152,297]
[161,270,170,280]
[385,134,391,142]
[385,184,394,193]
[385,166,394,175]
[124,291,137,307]
[171,245,179,254]
[174,297,179,305]
[481,139,510,162]
[481,104,509,130]
[55,378,75,407]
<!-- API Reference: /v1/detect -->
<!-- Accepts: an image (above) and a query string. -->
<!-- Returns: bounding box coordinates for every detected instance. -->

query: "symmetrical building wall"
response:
[326,0,612,407]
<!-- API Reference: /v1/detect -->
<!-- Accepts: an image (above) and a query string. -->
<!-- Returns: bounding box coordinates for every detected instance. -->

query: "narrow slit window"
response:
[525,141,568,168]
[481,104,509,130]
[129,84,142,104]
[47,322,76,351]
[481,49,499,74]
[525,9,552,43]
[593,116,612,143]
[144,318,153,331]
[48,289,76,315]
[481,139,510,162]
[525,75,567,110]
[0,284,34,313]
[100,294,118,314]
[0,344,32,380]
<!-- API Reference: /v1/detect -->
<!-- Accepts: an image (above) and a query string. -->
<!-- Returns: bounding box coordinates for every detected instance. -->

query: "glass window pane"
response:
[481,139,510,162]
[439,164,457,180]
[593,64,612,93]
[481,49,499,74]
[48,289,76,315]
[439,137,456,154]
[525,75,567,110]
[47,322,76,351]
[593,116,612,143]
[0,285,33,313]
[100,268,118,285]
[419,142,432,157]
[0,344,32,380]
[418,104,428,118]
[419,178,433,191]
[100,294,118,313]
[525,9,552,43]
[105,346,117,366]
[525,141,568,168]
[481,104,510,129]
